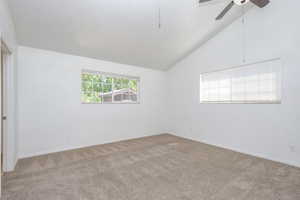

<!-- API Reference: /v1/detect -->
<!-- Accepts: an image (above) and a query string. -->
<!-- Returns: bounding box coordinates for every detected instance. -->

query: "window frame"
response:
[81,69,141,104]
[199,58,282,104]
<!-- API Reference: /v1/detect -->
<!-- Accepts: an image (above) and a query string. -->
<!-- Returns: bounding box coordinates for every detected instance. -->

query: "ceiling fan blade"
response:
[215,1,235,20]
[250,0,270,8]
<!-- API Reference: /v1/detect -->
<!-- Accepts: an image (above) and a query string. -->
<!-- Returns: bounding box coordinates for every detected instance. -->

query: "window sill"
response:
[82,102,140,105]
[200,101,281,104]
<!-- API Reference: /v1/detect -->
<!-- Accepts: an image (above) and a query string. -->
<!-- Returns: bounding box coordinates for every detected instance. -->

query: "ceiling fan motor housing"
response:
[233,0,250,6]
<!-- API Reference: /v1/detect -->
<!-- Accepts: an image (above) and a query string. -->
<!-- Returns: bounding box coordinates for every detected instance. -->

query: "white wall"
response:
[17,46,168,158]
[0,0,18,171]
[15,0,300,169]
[167,0,300,167]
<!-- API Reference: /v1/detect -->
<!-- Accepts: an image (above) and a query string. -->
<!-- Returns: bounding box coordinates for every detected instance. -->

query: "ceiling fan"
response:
[199,0,270,20]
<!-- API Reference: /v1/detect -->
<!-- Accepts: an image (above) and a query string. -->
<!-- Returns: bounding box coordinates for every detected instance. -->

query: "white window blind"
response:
[200,59,282,104]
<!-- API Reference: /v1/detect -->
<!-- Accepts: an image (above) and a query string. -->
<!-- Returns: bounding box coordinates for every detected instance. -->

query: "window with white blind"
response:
[81,70,140,104]
[200,59,282,104]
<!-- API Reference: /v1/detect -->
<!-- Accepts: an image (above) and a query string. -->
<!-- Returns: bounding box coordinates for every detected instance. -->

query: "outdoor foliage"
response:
[81,73,138,103]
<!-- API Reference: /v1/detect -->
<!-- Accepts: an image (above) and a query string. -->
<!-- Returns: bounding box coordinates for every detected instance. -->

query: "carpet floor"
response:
[3,134,300,200]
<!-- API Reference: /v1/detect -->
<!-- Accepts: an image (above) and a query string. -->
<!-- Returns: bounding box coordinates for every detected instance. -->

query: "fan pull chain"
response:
[242,6,246,63]
[158,7,161,29]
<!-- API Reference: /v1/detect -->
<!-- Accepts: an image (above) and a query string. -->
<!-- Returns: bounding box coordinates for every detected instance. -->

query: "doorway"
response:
[0,41,11,174]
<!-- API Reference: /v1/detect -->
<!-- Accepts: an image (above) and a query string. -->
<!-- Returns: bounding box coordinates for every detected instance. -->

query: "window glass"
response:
[81,71,139,104]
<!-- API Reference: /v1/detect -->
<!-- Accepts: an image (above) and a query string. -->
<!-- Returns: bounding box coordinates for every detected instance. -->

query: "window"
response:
[200,59,282,104]
[81,70,140,104]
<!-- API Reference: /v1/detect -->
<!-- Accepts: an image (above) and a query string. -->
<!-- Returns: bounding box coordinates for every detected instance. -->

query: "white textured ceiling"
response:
[8,0,253,70]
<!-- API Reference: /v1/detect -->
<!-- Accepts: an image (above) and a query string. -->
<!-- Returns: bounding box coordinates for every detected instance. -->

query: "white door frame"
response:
[0,35,14,196]
[0,32,2,197]
[1,39,12,171]
[0,35,17,175]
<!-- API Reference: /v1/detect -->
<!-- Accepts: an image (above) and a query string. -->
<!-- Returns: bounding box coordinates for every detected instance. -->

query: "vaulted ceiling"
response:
[7,0,253,70]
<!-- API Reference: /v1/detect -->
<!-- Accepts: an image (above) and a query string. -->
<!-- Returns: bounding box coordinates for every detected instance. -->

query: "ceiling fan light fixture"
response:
[233,0,250,6]
[199,0,270,21]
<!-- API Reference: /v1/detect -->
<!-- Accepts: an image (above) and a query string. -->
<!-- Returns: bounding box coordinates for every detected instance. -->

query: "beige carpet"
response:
[3,134,300,200]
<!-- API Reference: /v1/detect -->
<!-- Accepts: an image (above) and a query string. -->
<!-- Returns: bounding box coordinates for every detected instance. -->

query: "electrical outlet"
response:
[289,145,296,153]
[189,127,193,135]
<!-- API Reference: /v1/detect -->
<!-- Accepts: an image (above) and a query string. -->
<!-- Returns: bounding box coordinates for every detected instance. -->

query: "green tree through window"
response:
[81,71,139,104]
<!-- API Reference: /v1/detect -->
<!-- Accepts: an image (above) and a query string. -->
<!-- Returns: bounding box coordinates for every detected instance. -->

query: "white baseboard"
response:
[171,133,300,168]
[19,133,168,159]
